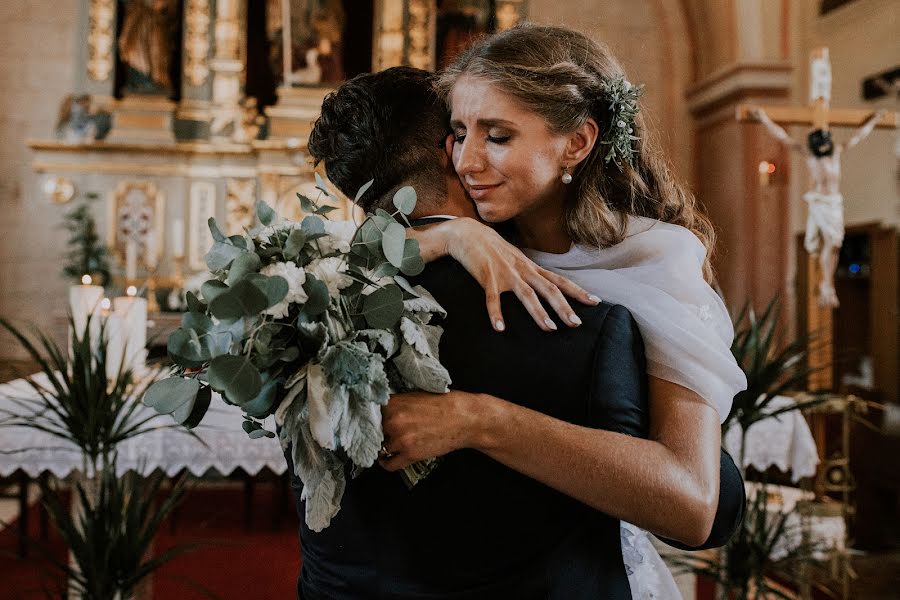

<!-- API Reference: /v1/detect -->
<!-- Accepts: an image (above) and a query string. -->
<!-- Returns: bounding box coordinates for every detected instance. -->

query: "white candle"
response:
[145,231,158,270]
[171,219,185,258]
[68,276,104,341]
[104,312,126,381]
[113,289,147,376]
[125,240,138,281]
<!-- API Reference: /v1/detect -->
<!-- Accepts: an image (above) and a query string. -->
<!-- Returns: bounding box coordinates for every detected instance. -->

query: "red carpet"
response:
[0,485,301,599]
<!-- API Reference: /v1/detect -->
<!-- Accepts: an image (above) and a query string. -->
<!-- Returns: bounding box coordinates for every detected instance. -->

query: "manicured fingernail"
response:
[569,314,582,326]
[495,320,505,332]
[544,318,557,331]
[588,295,601,304]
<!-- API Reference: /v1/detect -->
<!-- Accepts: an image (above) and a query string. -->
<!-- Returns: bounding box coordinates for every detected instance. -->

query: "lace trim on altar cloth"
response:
[621,522,683,600]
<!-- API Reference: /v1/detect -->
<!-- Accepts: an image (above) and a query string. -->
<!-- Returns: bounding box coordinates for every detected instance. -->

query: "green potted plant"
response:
[38,469,189,600]
[61,193,112,287]
[667,297,830,599]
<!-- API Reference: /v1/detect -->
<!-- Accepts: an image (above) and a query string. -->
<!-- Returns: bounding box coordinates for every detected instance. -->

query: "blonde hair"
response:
[438,24,716,280]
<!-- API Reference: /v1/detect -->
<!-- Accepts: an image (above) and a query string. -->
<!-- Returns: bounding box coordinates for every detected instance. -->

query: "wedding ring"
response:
[380,444,392,458]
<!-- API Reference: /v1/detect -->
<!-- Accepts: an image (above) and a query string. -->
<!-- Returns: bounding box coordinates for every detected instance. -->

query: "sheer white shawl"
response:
[524,216,746,422]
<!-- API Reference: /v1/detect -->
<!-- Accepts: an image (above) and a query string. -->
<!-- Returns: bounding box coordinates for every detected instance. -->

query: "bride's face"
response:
[449,75,569,223]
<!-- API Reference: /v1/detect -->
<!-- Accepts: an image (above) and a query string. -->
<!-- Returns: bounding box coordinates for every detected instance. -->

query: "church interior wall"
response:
[527,0,696,189]
[0,1,81,360]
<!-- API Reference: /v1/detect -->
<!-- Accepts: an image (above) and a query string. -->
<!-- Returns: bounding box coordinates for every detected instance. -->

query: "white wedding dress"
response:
[525,216,747,600]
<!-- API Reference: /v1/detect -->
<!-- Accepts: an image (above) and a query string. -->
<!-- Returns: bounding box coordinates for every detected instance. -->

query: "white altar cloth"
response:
[724,395,819,482]
[0,372,287,478]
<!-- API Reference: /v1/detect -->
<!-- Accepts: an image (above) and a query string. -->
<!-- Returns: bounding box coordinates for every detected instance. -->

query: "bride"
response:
[372,24,748,599]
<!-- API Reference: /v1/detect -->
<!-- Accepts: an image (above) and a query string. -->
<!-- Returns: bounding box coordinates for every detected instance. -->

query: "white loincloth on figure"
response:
[802,191,844,306]
[802,191,844,254]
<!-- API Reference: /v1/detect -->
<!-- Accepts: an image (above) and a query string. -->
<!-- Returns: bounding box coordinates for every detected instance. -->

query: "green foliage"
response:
[142,180,451,530]
[667,480,824,600]
[39,470,191,600]
[61,192,112,285]
[0,315,171,471]
[725,298,827,436]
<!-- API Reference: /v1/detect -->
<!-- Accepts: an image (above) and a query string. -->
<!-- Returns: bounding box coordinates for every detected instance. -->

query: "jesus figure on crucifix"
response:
[751,106,886,306]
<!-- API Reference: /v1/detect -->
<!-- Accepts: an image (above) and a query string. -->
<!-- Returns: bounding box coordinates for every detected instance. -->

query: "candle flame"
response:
[81,274,92,285]
[126,285,138,297]
[100,297,111,311]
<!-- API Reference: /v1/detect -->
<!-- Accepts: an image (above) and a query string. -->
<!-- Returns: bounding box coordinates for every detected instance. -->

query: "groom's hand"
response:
[378,390,481,471]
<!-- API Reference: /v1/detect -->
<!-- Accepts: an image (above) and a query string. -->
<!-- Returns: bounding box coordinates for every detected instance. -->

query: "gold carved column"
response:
[209,0,249,142]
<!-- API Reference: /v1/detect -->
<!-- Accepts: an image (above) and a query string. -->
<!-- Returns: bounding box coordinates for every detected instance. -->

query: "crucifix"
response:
[736,48,897,392]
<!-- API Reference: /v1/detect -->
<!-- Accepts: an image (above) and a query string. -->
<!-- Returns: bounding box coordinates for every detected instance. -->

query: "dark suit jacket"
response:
[288,248,744,599]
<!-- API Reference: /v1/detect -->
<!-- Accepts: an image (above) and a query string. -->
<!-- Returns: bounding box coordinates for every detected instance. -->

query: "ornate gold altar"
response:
[30,0,528,306]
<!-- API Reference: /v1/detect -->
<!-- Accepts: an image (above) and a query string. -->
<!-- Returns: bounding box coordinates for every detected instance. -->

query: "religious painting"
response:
[115,0,184,98]
[436,0,492,70]
[265,0,374,88]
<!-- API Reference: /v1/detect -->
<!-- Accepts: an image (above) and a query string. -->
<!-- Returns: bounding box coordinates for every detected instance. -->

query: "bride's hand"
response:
[408,218,600,332]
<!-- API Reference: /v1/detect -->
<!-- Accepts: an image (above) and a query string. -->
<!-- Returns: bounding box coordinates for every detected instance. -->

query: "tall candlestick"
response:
[125,240,138,281]
[171,219,185,258]
[68,275,104,341]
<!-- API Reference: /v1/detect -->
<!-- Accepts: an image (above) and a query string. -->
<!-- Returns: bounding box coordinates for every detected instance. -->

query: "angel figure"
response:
[751,107,887,307]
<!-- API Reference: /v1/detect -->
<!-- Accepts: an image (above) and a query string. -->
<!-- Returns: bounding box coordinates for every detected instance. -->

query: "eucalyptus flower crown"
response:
[597,75,644,169]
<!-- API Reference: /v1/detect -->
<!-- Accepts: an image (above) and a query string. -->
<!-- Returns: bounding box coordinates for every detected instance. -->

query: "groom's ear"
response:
[564,117,599,167]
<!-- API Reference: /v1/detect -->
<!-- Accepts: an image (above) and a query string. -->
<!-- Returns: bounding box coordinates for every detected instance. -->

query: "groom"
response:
[290,67,744,599]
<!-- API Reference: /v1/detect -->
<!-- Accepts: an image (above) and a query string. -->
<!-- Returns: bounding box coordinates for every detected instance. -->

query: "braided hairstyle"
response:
[438,24,717,280]
[307,66,449,213]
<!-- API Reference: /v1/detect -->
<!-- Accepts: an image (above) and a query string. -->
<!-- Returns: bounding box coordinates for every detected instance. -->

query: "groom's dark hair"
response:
[307,66,449,213]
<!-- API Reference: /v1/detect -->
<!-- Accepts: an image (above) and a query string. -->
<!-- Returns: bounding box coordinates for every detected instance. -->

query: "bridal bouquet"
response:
[143,177,451,530]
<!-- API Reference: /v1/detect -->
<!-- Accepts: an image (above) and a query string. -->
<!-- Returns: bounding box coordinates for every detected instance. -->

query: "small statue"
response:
[55,94,97,143]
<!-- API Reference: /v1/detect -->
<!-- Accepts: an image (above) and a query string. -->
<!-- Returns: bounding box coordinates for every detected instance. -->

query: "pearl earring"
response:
[561,165,573,184]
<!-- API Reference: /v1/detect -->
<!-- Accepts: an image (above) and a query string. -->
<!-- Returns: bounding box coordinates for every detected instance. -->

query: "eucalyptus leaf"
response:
[297,193,317,214]
[229,234,248,250]
[245,273,289,309]
[241,378,280,418]
[172,383,212,428]
[143,376,200,415]
[167,328,210,367]
[208,354,262,404]
[256,200,276,227]
[182,311,213,333]
[284,229,307,260]
[381,222,406,268]
[225,252,262,286]
[393,275,421,298]
[355,179,374,202]
[399,238,425,276]
[208,279,269,320]
[208,217,227,243]
[314,171,328,194]
[201,280,228,303]
[205,241,244,272]
[301,215,326,237]
[301,275,330,316]
[316,205,340,216]
[392,186,417,215]
[355,218,384,258]
[186,291,207,313]
[362,284,404,329]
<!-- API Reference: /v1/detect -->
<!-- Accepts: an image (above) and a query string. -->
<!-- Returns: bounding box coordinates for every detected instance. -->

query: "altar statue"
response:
[118,0,179,92]
[752,107,887,306]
